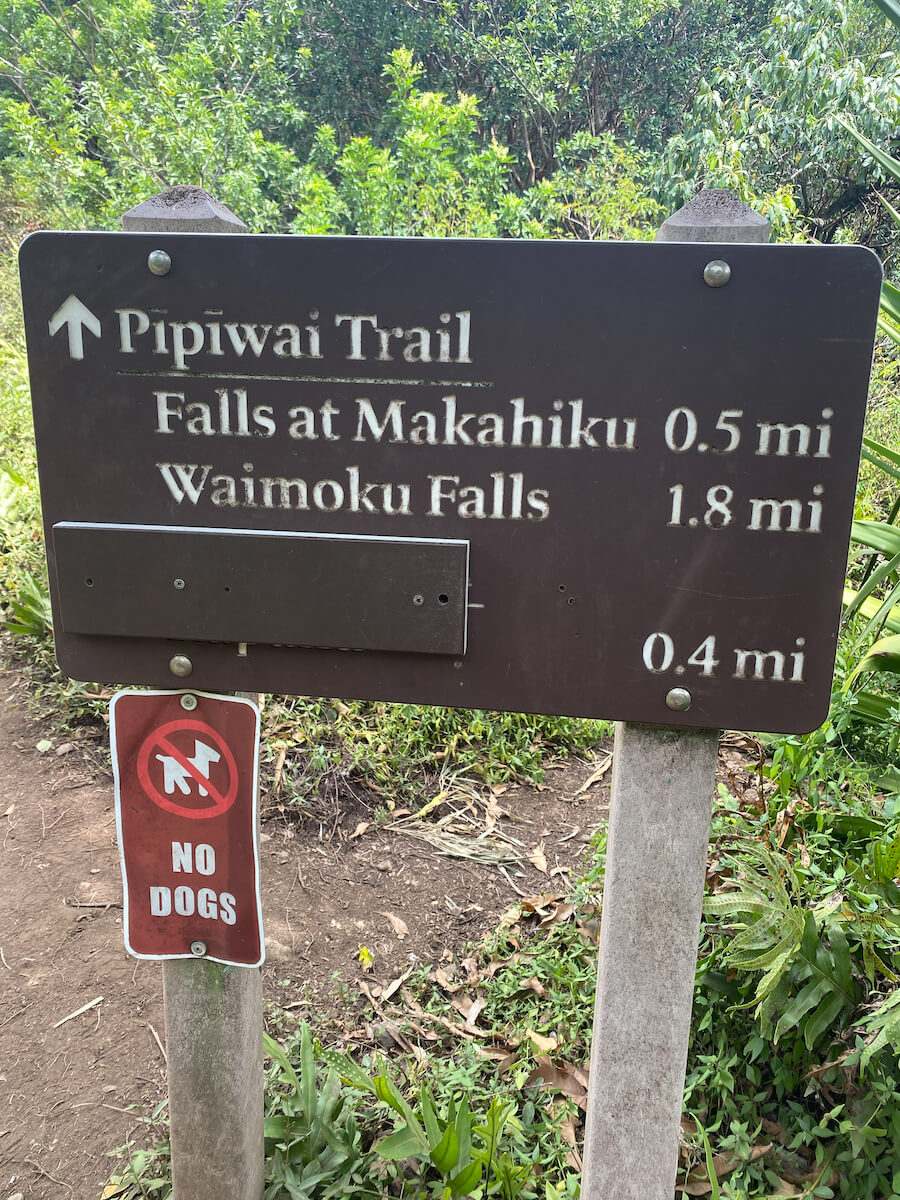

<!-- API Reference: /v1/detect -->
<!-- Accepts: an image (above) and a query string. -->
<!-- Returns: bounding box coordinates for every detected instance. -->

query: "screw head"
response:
[665,687,692,712]
[173,578,185,590]
[169,654,193,678]
[703,260,731,288]
[180,693,198,711]
[412,594,424,606]
[148,249,172,276]
[190,940,207,957]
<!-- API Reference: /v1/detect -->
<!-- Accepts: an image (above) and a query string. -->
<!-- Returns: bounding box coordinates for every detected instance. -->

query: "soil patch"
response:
[0,663,611,1199]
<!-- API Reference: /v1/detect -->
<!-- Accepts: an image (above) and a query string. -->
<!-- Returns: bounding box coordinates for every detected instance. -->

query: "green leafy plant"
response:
[3,570,52,637]
[325,1045,534,1199]
[703,843,859,1047]
[856,985,900,1067]
[838,437,900,766]
[263,1025,380,1199]
[102,1144,172,1199]
[263,693,608,808]
[686,765,900,1198]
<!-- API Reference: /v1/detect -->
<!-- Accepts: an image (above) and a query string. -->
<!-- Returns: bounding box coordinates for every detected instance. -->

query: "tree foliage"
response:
[0,0,308,229]
[0,0,896,248]
[657,0,900,245]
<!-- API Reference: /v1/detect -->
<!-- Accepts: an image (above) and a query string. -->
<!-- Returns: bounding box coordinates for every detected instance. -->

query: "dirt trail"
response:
[0,668,165,1200]
[0,662,607,1199]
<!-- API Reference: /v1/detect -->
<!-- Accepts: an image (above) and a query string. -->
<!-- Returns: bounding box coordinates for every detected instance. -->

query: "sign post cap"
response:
[122,186,248,233]
[656,188,770,243]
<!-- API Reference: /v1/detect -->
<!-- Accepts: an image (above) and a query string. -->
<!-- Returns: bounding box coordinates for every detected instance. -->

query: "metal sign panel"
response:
[20,232,882,733]
[110,689,263,966]
[53,523,469,654]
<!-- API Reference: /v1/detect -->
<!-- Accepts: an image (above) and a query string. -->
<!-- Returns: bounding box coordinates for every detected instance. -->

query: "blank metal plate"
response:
[53,523,468,656]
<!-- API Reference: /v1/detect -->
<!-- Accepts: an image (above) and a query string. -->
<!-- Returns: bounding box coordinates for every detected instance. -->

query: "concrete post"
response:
[580,189,770,1200]
[122,187,265,1200]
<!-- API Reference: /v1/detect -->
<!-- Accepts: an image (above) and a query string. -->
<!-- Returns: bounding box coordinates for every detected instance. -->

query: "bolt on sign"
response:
[110,689,263,966]
[19,233,882,733]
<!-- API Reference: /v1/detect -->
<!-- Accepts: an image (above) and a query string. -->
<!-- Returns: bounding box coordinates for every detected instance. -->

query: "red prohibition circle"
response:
[136,719,239,820]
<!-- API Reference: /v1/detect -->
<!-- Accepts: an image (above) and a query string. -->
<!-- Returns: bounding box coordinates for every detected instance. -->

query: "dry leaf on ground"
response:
[681,1143,772,1195]
[378,911,408,940]
[524,1055,588,1109]
[431,966,464,993]
[380,965,415,1002]
[555,1107,583,1168]
[567,754,613,800]
[528,844,548,874]
[460,956,481,984]
[518,976,546,996]
[521,892,567,914]
[484,798,502,833]
[525,1028,559,1054]
[539,902,574,927]
[464,997,486,1030]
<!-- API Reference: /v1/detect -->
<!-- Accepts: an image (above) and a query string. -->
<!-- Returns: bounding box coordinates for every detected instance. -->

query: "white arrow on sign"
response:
[48,294,102,361]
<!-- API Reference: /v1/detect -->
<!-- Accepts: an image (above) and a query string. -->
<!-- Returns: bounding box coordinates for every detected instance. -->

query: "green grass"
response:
[261,695,608,809]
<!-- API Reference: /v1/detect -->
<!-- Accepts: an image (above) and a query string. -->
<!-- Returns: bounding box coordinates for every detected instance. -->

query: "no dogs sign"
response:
[110,689,263,966]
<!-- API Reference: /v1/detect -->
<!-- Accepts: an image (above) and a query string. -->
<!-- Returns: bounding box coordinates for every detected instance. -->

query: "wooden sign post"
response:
[581,192,771,1200]
[120,189,265,1200]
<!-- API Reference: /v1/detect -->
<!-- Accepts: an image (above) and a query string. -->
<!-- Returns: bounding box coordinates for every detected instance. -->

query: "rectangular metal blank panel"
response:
[53,523,469,656]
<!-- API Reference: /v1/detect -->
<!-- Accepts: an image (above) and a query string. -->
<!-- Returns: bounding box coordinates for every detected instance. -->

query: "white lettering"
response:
[224,323,272,357]
[197,888,218,920]
[353,398,406,443]
[733,649,787,681]
[335,314,377,360]
[156,463,211,505]
[117,308,149,352]
[171,321,204,371]
[756,422,812,457]
[155,391,185,433]
[172,842,193,873]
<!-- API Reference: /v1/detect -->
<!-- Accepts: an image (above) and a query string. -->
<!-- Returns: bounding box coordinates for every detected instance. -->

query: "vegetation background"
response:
[1,0,900,1196]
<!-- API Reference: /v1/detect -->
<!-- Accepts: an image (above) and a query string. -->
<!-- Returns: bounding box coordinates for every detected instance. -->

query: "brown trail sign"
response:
[20,226,881,733]
[16,186,884,1200]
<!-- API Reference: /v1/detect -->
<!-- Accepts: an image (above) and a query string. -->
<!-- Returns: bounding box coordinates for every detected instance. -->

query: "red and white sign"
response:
[111,689,263,966]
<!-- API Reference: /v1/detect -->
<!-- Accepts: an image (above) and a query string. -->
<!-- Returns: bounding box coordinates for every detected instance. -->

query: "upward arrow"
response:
[48,294,102,361]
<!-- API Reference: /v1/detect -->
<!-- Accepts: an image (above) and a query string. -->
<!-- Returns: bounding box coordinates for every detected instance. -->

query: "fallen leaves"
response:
[378,911,408,940]
[270,745,288,795]
[517,976,546,997]
[525,1055,588,1110]
[484,796,503,833]
[513,892,576,929]
[556,1107,583,1169]
[679,1139,772,1195]
[525,1028,559,1055]
[565,753,613,801]
[448,993,486,1032]
[360,965,416,1003]
[528,843,548,874]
